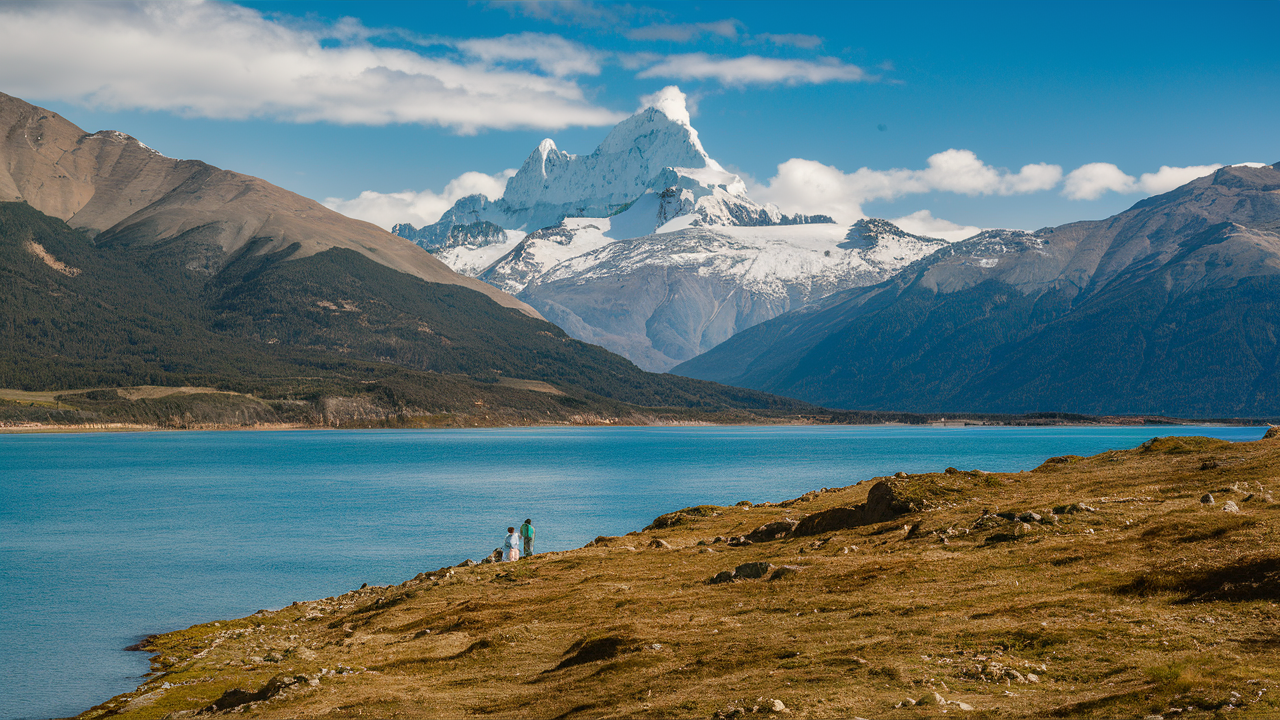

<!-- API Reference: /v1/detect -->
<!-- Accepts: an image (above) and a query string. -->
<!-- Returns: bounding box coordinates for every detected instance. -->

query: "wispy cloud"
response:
[1062,162,1225,200]
[638,53,870,85]
[325,169,517,230]
[503,0,657,29]
[0,1,625,133]
[625,20,744,42]
[752,150,1064,223]
[753,33,823,49]
[455,32,604,77]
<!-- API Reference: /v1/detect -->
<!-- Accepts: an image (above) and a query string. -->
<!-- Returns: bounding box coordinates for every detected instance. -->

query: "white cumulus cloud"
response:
[0,1,626,133]
[752,150,1063,223]
[891,210,983,243]
[637,86,693,125]
[1062,162,1229,200]
[1137,164,1226,195]
[324,169,516,230]
[637,53,869,85]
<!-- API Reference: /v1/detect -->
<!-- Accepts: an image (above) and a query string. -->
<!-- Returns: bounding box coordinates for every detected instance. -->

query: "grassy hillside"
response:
[84,433,1280,719]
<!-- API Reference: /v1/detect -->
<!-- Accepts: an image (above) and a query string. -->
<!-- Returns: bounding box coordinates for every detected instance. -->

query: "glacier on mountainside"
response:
[510,219,953,371]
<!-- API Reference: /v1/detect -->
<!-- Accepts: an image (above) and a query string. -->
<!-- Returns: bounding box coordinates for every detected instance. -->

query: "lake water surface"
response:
[0,424,1267,719]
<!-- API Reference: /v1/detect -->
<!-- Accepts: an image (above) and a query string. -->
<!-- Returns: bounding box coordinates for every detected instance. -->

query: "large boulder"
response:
[733,562,776,579]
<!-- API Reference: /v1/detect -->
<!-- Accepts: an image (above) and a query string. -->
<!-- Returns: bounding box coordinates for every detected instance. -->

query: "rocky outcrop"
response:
[744,520,798,543]
[204,673,312,713]
[708,561,784,584]
[791,479,929,537]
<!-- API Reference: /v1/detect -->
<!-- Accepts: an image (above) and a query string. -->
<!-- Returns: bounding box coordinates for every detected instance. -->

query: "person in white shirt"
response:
[503,526,520,562]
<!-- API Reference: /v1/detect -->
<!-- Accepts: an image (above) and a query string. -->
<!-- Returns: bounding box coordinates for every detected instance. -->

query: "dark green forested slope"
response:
[0,202,807,417]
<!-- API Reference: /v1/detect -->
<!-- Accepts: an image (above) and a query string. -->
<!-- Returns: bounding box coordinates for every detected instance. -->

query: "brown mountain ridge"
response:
[0,91,536,317]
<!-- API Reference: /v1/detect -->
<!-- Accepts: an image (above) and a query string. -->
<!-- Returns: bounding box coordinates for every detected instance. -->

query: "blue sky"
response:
[1,0,1276,237]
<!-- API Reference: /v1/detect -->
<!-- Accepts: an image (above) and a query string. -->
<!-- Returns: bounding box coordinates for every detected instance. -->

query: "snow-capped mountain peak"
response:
[501,87,719,213]
[390,85,975,372]
[397,84,825,249]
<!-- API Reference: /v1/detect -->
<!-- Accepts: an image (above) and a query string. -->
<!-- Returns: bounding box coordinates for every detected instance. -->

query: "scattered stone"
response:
[917,691,946,706]
[726,535,752,546]
[1017,511,1042,523]
[712,536,726,544]
[1004,668,1026,682]
[770,699,787,713]
[649,538,673,550]
[736,500,753,507]
[972,513,1005,530]
[1026,673,1040,683]
[1223,501,1240,513]
[1016,522,1033,536]
[733,561,776,580]
[895,471,908,478]
[768,565,805,581]
[1201,493,1215,505]
[708,570,736,585]
[952,700,975,711]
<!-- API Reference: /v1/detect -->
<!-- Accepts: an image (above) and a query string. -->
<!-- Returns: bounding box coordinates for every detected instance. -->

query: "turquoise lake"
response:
[0,424,1267,719]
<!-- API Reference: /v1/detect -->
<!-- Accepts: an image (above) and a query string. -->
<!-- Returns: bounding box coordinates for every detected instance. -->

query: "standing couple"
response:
[503,519,535,561]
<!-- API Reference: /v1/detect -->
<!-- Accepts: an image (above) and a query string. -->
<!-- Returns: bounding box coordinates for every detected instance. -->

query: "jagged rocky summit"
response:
[394,87,958,371]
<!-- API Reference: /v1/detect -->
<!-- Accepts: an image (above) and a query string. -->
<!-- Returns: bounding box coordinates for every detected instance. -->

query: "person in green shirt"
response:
[519,519,535,558]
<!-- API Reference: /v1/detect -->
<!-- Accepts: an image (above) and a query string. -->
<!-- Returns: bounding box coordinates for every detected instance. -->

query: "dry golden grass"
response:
[83,434,1280,720]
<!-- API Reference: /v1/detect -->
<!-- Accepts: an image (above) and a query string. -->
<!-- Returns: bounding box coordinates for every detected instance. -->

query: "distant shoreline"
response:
[2,416,1270,435]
